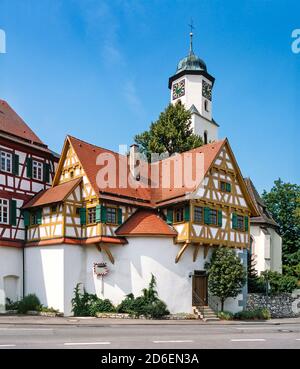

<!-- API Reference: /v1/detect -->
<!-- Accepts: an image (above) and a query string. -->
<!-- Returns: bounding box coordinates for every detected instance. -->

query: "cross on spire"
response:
[188,19,195,55]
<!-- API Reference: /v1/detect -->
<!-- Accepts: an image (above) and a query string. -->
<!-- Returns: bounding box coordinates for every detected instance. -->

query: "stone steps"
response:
[193,305,219,321]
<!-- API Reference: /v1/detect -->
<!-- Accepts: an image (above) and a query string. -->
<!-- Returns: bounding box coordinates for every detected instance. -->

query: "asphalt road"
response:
[0,322,299,349]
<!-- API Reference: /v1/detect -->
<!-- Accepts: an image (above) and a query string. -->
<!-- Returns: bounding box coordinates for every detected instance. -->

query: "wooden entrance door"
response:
[192,273,208,306]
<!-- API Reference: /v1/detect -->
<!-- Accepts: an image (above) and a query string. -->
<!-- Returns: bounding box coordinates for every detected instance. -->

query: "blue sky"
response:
[0,0,299,193]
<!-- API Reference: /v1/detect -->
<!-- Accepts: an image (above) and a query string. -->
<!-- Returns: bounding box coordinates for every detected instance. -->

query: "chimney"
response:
[129,144,140,180]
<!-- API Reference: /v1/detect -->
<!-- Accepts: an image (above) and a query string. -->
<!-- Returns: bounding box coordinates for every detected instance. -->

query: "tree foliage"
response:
[134,103,203,159]
[261,179,300,268]
[207,247,246,311]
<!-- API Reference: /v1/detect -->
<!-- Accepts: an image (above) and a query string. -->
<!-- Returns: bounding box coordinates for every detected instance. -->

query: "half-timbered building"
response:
[0,99,58,302]
[2,33,277,318]
[23,134,258,315]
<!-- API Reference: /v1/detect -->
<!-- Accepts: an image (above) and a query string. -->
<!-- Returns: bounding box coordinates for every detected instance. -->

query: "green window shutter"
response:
[13,154,19,176]
[117,208,122,225]
[232,213,237,230]
[184,205,190,221]
[36,209,42,225]
[79,208,86,225]
[95,205,101,223]
[100,205,107,223]
[23,210,30,227]
[244,216,249,232]
[226,182,231,192]
[218,210,222,227]
[166,209,173,224]
[26,157,32,178]
[43,163,50,183]
[204,207,210,225]
[10,200,17,226]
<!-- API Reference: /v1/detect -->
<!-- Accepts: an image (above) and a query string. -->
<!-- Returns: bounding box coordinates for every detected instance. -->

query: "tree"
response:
[247,252,264,293]
[134,103,203,160]
[261,179,300,268]
[207,247,246,311]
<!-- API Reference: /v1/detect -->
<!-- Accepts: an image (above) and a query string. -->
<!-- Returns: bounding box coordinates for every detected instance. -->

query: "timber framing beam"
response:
[203,245,209,259]
[193,244,200,262]
[97,243,115,264]
[175,242,190,264]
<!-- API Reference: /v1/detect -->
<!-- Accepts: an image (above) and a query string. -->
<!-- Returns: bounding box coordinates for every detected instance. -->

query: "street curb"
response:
[0,318,299,327]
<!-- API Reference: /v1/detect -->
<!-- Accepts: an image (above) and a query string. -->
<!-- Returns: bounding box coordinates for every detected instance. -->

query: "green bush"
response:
[260,271,298,294]
[283,263,300,280]
[217,311,234,320]
[5,298,20,311]
[116,275,170,319]
[89,299,115,316]
[142,300,169,319]
[116,293,135,314]
[39,306,60,314]
[234,308,271,320]
[71,284,97,316]
[71,284,115,316]
[18,294,41,314]
[248,277,265,293]
[130,296,149,317]
[71,276,169,319]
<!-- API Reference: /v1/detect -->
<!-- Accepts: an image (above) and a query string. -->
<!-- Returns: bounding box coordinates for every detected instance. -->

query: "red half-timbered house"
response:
[0,99,59,302]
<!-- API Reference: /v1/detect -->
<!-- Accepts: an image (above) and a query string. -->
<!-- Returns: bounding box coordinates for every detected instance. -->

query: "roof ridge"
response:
[67,135,126,157]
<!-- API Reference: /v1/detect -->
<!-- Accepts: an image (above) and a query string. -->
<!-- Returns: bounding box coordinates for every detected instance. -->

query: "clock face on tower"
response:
[202,80,212,101]
[172,79,185,100]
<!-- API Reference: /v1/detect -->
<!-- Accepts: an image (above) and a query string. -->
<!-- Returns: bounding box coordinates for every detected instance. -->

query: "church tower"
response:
[168,28,219,144]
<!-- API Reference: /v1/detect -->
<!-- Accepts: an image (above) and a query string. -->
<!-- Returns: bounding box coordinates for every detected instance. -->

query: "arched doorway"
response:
[3,275,19,302]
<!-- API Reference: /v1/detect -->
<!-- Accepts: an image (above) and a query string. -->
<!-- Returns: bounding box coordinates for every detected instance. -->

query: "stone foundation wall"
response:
[246,290,300,318]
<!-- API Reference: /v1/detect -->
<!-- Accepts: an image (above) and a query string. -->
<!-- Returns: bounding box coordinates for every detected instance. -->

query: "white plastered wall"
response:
[250,225,282,274]
[0,247,23,304]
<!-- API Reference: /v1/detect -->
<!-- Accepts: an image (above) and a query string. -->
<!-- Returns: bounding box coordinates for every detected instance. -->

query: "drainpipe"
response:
[22,245,25,298]
[22,225,27,298]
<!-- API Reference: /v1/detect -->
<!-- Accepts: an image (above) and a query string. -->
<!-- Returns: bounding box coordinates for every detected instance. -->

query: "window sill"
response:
[0,170,12,174]
[173,221,186,225]
[0,222,10,226]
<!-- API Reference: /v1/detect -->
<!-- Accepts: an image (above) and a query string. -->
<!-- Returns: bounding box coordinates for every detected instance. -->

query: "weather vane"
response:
[188,19,195,55]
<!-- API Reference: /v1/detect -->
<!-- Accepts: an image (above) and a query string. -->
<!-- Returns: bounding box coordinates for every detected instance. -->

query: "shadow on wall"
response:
[86,239,199,314]
[25,247,62,311]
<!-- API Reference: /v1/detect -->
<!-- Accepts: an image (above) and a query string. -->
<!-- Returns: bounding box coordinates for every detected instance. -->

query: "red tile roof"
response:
[0,100,47,148]
[151,139,225,203]
[67,135,225,206]
[68,135,152,204]
[115,209,177,237]
[23,178,82,209]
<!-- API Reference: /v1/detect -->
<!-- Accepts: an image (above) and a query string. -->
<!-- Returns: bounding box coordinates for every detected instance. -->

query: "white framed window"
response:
[0,151,12,173]
[88,207,96,224]
[32,160,43,181]
[106,207,117,224]
[0,198,9,224]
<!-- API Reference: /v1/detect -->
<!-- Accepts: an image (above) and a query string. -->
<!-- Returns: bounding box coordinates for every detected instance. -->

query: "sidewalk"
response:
[0,315,299,326]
